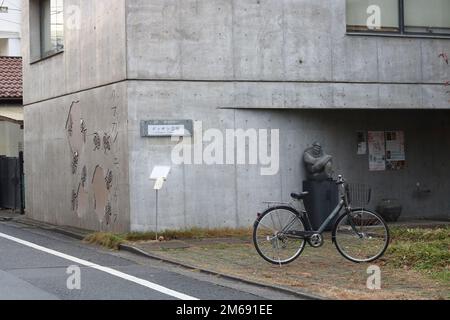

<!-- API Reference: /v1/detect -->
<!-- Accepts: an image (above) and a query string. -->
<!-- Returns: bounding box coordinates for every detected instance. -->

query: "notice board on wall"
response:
[367,130,406,171]
[385,131,406,170]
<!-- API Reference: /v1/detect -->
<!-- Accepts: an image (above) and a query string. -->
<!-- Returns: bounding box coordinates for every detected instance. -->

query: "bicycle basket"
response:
[345,183,372,208]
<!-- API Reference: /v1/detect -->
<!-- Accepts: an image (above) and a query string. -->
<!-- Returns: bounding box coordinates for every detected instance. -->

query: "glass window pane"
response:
[54,0,64,51]
[40,0,64,57]
[404,0,450,34]
[347,0,399,32]
[40,0,51,55]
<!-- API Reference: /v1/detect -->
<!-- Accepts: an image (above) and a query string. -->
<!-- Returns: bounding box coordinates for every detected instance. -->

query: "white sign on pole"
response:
[150,166,171,190]
[150,166,171,181]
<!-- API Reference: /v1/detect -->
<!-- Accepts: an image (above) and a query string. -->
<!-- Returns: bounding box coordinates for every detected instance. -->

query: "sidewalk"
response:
[0,210,21,221]
[0,210,92,240]
[2,211,448,300]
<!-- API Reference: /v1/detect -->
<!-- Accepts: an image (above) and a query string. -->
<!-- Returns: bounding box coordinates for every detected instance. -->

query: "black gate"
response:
[0,153,24,212]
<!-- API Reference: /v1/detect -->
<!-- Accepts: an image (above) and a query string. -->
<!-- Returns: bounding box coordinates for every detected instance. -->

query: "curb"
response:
[119,243,324,301]
[10,217,89,240]
[8,217,323,300]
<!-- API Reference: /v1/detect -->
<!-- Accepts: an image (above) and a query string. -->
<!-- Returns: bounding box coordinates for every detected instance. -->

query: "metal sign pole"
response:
[155,189,158,241]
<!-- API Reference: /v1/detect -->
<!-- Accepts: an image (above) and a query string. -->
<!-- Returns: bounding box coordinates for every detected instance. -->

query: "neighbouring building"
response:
[0,56,23,211]
[22,0,450,233]
[0,0,22,56]
[0,1,24,211]
[0,56,22,156]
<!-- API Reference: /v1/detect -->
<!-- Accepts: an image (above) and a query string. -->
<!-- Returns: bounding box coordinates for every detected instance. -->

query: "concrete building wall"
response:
[128,81,450,231]
[22,0,127,105]
[125,0,450,231]
[24,82,130,232]
[22,0,450,232]
[22,0,130,231]
[126,0,450,110]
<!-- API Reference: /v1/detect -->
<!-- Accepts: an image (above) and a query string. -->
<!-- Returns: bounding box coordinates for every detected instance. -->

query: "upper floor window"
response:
[29,0,64,62]
[40,0,64,57]
[404,0,450,34]
[346,0,450,36]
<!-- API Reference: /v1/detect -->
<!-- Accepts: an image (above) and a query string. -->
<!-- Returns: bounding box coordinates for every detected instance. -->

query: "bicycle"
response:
[253,175,390,265]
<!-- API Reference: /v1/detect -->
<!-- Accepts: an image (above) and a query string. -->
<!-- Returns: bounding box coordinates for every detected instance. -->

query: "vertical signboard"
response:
[368,131,386,171]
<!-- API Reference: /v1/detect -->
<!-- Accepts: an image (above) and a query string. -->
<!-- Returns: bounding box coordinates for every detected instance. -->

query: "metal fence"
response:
[0,155,23,212]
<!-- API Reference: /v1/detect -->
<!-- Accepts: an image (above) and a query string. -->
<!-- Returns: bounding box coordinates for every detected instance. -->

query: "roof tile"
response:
[0,57,23,99]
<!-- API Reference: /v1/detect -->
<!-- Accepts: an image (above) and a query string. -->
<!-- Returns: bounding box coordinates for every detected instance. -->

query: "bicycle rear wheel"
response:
[253,206,306,265]
[333,209,390,263]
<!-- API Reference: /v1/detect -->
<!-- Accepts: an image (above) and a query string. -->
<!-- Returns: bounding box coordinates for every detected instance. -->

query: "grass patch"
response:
[390,227,449,242]
[83,227,252,249]
[83,232,125,250]
[386,226,450,283]
[125,227,252,242]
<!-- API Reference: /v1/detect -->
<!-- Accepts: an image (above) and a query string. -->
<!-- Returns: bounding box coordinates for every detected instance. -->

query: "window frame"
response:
[346,0,450,38]
[29,0,65,64]
[40,0,64,58]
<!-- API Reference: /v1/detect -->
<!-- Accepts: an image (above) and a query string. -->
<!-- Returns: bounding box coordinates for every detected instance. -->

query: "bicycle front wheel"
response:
[333,209,390,263]
[253,206,306,265]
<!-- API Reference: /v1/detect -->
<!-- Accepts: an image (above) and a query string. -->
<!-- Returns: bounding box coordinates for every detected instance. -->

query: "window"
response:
[29,0,64,61]
[404,0,450,34]
[40,0,64,57]
[346,0,450,36]
[347,0,400,32]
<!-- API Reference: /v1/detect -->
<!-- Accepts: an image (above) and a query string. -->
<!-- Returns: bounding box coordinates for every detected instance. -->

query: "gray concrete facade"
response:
[24,82,130,231]
[23,0,450,232]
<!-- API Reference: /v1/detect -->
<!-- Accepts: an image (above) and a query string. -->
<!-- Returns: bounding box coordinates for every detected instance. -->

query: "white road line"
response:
[0,231,198,300]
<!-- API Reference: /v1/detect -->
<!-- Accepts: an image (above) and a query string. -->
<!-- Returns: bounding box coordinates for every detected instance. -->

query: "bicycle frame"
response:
[281,181,350,237]
[314,199,345,233]
[283,200,344,236]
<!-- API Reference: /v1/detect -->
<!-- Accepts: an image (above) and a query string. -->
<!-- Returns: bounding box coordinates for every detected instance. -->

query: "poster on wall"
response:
[385,131,406,170]
[368,131,386,171]
[357,131,367,155]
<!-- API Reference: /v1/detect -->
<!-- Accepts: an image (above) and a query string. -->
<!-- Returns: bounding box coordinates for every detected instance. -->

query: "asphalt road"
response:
[0,220,298,300]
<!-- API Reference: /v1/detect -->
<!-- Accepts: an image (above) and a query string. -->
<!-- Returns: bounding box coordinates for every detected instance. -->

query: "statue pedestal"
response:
[303,180,339,231]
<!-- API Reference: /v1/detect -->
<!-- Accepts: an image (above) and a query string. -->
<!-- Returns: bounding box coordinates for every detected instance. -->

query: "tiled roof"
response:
[0,57,22,99]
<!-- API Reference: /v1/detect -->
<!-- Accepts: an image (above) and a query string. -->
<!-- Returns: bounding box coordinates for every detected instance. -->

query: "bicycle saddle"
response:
[290,192,309,200]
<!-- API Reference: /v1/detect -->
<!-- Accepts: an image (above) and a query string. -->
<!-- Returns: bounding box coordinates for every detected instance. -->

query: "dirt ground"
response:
[133,234,449,300]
